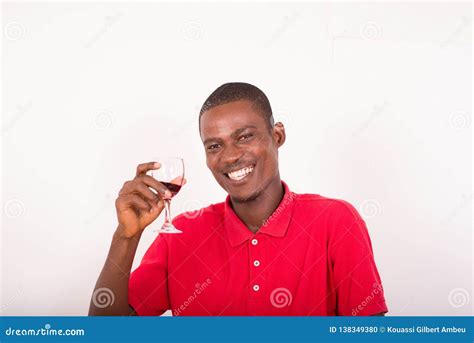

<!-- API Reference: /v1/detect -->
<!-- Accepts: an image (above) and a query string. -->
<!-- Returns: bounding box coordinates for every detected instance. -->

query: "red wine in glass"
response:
[160,182,182,198]
[150,157,185,234]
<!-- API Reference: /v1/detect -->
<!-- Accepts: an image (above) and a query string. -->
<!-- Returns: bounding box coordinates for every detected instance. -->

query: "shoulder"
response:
[293,193,374,256]
[293,192,364,223]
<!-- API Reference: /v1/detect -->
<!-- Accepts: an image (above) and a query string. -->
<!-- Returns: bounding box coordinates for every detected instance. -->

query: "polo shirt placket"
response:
[223,185,296,316]
[248,234,263,315]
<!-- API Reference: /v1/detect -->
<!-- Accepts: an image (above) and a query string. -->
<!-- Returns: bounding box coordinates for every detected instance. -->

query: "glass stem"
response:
[164,199,172,226]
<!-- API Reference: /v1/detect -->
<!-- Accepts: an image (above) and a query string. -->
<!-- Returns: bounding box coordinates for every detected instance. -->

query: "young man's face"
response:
[200,100,285,203]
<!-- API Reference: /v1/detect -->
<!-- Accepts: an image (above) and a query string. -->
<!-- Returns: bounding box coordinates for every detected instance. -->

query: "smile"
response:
[225,165,255,181]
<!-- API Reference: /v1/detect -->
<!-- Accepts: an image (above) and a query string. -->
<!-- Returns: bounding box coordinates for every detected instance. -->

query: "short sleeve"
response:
[328,200,388,316]
[128,233,170,316]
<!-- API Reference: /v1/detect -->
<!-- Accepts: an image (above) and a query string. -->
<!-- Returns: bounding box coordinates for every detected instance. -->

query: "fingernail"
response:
[154,162,160,168]
[165,190,172,198]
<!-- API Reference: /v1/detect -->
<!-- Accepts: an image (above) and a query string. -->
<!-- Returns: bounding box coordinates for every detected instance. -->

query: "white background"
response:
[1,1,472,316]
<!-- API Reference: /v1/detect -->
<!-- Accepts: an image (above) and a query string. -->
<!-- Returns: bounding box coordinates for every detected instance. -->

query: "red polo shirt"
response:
[128,181,388,316]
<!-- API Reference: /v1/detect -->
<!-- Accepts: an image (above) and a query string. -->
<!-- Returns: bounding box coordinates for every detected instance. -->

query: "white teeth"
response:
[227,165,254,181]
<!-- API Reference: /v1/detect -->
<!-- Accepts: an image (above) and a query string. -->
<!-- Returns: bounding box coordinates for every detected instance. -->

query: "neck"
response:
[230,177,285,233]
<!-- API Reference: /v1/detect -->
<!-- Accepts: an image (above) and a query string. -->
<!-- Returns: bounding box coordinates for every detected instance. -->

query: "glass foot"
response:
[156,222,182,234]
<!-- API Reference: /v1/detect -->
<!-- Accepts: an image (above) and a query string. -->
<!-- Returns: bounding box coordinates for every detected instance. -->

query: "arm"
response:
[88,228,142,316]
[89,162,173,316]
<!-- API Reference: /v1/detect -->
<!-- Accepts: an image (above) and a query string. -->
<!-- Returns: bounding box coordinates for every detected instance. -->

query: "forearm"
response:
[88,228,141,316]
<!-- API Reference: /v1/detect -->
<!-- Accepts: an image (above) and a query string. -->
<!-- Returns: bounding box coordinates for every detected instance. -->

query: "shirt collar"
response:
[224,181,295,247]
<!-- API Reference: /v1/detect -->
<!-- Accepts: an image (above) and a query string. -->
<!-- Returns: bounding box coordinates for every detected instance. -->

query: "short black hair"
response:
[199,82,274,131]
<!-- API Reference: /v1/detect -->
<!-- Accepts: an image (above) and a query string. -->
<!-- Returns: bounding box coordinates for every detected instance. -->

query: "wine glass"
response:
[150,157,185,234]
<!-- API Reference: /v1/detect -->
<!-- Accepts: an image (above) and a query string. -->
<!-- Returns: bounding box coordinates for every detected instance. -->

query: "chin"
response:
[230,189,261,203]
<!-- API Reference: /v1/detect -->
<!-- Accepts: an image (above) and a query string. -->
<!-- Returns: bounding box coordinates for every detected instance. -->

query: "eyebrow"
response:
[203,125,257,146]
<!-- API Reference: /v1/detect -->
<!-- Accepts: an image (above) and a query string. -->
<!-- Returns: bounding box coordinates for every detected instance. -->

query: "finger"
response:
[133,182,160,204]
[138,175,173,198]
[120,178,170,199]
[119,194,152,212]
[136,161,161,177]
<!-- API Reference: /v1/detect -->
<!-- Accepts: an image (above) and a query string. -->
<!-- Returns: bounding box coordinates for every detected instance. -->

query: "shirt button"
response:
[253,260,260,267]
[252,284,260,292]
[251,239,258,245]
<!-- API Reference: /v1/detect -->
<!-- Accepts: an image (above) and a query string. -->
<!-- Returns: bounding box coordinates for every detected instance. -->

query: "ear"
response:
[272,122,286,148]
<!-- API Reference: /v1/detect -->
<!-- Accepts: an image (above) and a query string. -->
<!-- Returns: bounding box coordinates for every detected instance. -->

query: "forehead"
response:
[200,100,266,140]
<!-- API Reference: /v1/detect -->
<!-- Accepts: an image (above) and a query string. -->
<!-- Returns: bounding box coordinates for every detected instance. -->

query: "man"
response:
[89,82,388,316]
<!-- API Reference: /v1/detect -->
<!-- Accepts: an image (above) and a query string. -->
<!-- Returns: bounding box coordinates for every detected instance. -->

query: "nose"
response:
[220,143,244,166]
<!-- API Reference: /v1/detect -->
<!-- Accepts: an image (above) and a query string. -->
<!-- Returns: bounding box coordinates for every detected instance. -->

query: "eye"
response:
[238,133,253,141]
[207,143,221,151]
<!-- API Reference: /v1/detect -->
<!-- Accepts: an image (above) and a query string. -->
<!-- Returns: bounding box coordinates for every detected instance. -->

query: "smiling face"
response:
[200,100,285,203]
